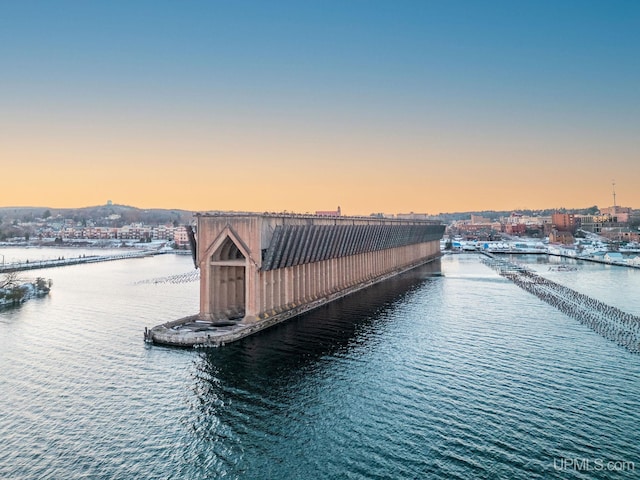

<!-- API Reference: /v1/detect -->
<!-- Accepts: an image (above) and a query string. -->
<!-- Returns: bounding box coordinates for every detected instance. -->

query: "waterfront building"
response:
[627,256,640,266]
[604,252,624,263]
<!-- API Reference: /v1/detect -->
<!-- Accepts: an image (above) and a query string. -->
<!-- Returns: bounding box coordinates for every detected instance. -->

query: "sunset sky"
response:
[1,1,638,215]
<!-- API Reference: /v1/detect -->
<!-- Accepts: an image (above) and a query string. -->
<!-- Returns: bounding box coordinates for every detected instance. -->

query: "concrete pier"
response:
[148,213,445,347]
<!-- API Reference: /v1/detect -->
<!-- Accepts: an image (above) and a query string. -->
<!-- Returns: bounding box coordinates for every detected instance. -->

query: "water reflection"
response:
[185,261,442,477]
[196,259,441,383]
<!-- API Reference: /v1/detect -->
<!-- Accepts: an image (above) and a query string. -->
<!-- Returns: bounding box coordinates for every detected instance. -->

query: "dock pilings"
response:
[481,255,640,353]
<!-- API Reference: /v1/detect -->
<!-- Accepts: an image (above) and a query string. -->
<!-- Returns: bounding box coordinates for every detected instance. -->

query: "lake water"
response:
[1,251,639,479]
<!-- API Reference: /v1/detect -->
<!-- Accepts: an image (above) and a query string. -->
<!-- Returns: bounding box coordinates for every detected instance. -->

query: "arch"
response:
[212,236,245,261]
[209,235,246,321]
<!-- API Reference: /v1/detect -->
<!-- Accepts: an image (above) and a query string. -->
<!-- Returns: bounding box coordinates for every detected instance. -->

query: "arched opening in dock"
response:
[209,236,246,320]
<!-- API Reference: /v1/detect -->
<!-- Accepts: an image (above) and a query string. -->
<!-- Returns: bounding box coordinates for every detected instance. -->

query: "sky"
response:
[1,0,638,215]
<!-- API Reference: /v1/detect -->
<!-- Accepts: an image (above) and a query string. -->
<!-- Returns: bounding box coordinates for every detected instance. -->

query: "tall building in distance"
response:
[551,212,576,233]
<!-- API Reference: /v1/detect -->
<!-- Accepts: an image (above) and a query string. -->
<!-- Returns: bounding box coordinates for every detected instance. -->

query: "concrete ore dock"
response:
[146,212,445,347]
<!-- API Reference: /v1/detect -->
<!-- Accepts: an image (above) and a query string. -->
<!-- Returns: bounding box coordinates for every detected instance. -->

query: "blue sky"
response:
[1,1,638,213]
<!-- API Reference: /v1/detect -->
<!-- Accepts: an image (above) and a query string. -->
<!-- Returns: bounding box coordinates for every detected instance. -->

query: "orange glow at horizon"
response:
[2,74,637,216]
[2,136,636,215]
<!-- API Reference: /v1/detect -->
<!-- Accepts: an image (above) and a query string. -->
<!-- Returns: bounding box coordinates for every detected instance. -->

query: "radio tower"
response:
[612,180,617,214]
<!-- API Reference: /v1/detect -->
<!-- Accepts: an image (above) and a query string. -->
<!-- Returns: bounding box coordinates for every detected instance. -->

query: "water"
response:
[1,251,639,479]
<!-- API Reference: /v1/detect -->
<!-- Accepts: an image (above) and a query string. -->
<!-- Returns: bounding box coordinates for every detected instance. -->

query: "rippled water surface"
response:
[1,252,639,479]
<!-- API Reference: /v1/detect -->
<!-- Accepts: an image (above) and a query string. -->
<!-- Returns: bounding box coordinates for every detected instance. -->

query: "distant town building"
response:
[551,213,576,233]
[500,213,551,226]
[505,223,527,235]
[498,212,549,237]
[578,213,628,234]
[470,215,491,224]
[397,212,434,220]
[600,206,632,216]
[173,226,191,247]
[549,229,574,245]
[315,206,341,217]
[599,228,640,243]
[620,231,640,243]
[117,223,151,240]
[49,222,192,244]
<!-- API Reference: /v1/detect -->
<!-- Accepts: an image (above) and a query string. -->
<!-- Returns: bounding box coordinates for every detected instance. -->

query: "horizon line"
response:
[0,202,633,217]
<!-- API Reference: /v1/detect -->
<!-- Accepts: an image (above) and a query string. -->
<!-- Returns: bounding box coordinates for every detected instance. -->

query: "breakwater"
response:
[481,254,640,353]
[546,252,640,269]
[0,250,162,273]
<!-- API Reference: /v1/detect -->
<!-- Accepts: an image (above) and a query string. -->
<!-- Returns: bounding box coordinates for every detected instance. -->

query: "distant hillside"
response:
[0,204,611,226]
[0,204,195,226]
[437,206,601,222]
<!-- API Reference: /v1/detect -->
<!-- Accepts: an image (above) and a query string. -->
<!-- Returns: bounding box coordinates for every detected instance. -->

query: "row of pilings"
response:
[135,269,200,285]
[480,254,640,353]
